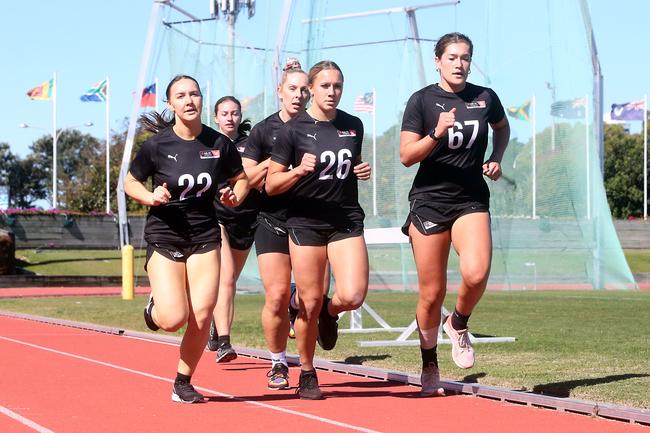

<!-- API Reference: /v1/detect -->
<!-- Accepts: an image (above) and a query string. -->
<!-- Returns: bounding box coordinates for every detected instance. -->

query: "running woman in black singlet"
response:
[124,75,249,404]
[207,96,257,364]
[242,59,313,391]
[400,33,510,397]
[267,60,372,400]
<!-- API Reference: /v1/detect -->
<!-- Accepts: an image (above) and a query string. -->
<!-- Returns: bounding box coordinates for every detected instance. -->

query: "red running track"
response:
[0,316,646,433]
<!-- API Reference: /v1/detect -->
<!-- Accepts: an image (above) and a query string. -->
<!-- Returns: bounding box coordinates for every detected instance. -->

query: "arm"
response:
[242,156,269,191]
[400,108,457,167]
[265,153,316,196]
[124,172,171,206]
[220,170,249,207]
[482,117,511,180]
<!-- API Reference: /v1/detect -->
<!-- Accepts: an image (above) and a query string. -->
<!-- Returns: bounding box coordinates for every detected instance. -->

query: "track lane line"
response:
[0,405,56,433]
[0,335,382,433]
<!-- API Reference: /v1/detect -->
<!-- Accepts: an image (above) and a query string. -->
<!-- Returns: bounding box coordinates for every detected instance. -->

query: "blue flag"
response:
[610,100,645,121]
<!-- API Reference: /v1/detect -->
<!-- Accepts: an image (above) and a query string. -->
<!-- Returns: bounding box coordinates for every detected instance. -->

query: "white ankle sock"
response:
[270,351,287,367]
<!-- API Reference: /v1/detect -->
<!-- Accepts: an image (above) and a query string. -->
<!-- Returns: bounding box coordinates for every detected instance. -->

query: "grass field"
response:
[1,290,648,409]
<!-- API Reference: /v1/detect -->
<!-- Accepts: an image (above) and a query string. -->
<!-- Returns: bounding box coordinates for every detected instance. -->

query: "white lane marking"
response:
[0,336,382,433]
[0,405,56,433]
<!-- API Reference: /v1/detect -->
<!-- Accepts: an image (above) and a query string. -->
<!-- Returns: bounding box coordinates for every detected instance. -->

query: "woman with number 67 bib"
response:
[266,60,371,400]
[400,33,510,397]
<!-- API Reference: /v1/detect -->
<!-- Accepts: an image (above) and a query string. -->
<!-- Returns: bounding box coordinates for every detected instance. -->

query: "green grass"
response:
[1,290,648,409]
[15,248,650,275]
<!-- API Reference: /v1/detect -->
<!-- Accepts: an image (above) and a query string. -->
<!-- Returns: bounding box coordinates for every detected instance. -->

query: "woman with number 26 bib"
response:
[400,33,510,397]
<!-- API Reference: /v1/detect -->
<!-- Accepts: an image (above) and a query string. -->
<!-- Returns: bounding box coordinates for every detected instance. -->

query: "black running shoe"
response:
[267,363,290,390]
[317,295,338,350]
[207,319,219,352]
[296,369,323,400]
[216,342,237,363]
[143,294,159,331]
[288,283,299,339]
[171,381,204,404]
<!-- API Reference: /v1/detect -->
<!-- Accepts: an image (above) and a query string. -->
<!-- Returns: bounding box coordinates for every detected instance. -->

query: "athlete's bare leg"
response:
[289,242,327,371]
[259,252,293,353]
[326,235,368,316]
[146,252,190,332]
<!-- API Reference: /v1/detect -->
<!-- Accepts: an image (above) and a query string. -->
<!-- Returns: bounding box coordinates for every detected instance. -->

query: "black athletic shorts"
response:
[401,198,489,236]
[221,217,258,251]
[254,215,289,255]
[288,223,364,247]
[145,241,221,271]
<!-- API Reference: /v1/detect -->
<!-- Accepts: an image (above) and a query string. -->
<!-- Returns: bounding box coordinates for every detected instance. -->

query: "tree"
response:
[603,124,644,218]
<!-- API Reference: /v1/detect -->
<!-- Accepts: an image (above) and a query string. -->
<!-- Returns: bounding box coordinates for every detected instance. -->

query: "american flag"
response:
[354,92,374,112]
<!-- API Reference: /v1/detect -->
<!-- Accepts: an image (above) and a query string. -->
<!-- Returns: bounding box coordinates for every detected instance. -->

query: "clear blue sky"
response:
[1,0,647,158]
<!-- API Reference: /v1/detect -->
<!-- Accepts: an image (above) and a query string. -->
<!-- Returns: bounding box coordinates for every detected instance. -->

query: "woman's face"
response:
[278,72,310,116]
[167,78,202,124]
[309,68,343,113]
[435,42,472,91]
[214,100,242,138]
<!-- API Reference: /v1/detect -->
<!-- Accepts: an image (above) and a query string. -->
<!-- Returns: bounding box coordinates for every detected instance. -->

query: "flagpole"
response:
[585,94,590,220]
[155,77,159,113]
[105,76,111,214]
[52,71,58,209]
[532,95,536,219]
[643,95,648,220]
[372,87,377,216]
[206,80,211,128]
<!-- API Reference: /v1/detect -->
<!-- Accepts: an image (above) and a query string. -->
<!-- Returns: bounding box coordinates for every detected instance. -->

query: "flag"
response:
[550,97,586,119]
[26,79,53,100]
[610,100,645,121]
[140,82,156,108]
[507,99,531,121]
[80,79,108,102]
[354,92,374,112]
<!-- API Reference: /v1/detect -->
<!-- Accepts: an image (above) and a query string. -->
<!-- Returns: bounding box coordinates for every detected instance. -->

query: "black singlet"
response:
[129,125,243,244]
[271,109,365,229]
[401,82,505,205]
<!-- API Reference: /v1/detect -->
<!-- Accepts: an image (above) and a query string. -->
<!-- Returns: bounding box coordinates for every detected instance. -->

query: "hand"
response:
[434,107,456,139]
[482,160,502,181]
[151,182,171,206]
[354,161,371,181]
[295,153,316,177]
[219,186,239,207]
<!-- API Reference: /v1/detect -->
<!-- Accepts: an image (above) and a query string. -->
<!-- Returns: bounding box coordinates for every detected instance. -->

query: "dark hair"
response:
[308,60,344,85]
[279,57,307,86]
[214,95,251,136]
[434,32,474,59]
[139,75,203,133]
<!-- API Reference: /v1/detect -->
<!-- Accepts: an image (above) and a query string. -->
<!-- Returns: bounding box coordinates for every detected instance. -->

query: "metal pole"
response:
[228,20,235,95]
[405,9,426,88]
[585,93,590,220]
[532,95,537,219]
[52,71,58,209]
[106,76,111,214]
[644,95,648,220]
[372,88,377,216]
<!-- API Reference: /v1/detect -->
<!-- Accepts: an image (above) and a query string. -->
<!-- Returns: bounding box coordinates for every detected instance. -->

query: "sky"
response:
[1,0,648,159]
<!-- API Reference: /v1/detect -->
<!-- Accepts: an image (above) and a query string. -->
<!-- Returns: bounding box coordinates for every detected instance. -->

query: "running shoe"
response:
[267,363,290,390]
[317,295,338,350]
[420,364,445,397]
[442,315,475,369]
[143,293,159,331]
[288,283,299,339]
[296,370,323,400]
[216,342,238,363]
[171,381,204,404]
[207,319,219,352]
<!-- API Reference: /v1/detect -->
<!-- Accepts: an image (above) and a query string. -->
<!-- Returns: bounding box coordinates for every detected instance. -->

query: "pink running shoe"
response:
[443,315,475,369]
[420,365,445,397]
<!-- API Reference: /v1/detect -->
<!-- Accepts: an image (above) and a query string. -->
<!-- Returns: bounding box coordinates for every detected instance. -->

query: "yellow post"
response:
[122,244,134,300]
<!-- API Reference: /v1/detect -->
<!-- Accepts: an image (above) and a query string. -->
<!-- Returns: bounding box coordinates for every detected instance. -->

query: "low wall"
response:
[0,215,647,250]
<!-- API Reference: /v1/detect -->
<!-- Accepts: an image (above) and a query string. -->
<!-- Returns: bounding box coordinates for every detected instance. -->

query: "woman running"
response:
[125,75,248,403]
[266,60,372,400]
[207,96,257,364]
[241,58,311,391]
[399,32,510,397]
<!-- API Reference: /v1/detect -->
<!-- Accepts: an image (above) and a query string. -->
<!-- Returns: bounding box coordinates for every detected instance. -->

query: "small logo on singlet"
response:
[167,154,178,162]
[199,150,221,159]
[435,103,446,111]
[237,146,245,153]
[337,130,357,137]
[171,251,184,258]
[466,100,486,109]
[307,133,317,141]
[423,220,437,230]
